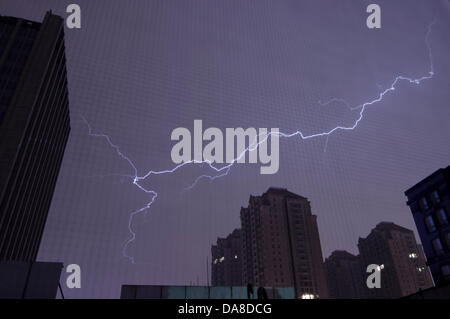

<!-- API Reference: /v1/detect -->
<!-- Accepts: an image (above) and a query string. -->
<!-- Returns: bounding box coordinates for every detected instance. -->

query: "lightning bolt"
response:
[82,20,437,264]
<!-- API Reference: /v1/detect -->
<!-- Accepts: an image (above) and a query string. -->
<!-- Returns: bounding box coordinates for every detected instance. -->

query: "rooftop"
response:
[405,166,450,197]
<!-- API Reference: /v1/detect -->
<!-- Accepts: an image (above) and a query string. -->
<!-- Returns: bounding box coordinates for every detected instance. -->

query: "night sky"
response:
[2,0,450,298]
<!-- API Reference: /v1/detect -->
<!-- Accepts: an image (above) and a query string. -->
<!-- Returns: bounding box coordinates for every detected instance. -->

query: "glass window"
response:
[431,190,440,203]
[446,233,450,249]
[436,208,448,226]
[425,215,436,233]
[410,201,419,212]
[441,265,450,277]
[432,238,444,256]
[420,197,429,211]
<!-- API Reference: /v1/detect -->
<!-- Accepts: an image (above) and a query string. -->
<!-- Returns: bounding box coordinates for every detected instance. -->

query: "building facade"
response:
[0,12,70,261]
[240,187,328,299]
[211,229,243,286]
[325,250,365,299]
[358,222,433,298]
[405,166,450,286]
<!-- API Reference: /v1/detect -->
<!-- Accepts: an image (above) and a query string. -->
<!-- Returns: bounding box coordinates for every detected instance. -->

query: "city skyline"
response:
[1,1,450,298]
[210,188,437,299]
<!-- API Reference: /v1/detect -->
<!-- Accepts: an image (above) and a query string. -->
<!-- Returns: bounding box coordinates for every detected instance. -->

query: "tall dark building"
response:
[358,222,433,298]
[0,12,70,261]
[211,229,243,286]
[325,250,365,299]
[405,166,450,286]
[240,188,328,299]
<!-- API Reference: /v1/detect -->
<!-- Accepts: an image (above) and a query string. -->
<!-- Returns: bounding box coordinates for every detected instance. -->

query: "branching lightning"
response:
[82,20,437,264]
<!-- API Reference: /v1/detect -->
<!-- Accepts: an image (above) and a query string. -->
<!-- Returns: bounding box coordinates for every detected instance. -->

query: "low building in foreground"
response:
[120,285,295,299]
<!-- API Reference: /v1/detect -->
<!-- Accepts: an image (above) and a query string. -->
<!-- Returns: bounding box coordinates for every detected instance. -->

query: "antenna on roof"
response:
[206,256,210,286]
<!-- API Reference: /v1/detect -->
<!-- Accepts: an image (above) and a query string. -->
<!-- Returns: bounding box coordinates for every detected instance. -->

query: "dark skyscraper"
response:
[211,229,243,286]
[325,250,365,299]
[405,166,450,287]
[240,188,328,299]
[0,12,70,261]
[358,222,433,298]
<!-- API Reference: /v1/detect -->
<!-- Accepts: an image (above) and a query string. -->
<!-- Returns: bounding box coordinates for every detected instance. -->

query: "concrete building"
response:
[325,250,365,299]
[211,229,243,286]
[0,12,70,261]
[240,187,328,299]
[405,166,450,286]
[358,222,433,298]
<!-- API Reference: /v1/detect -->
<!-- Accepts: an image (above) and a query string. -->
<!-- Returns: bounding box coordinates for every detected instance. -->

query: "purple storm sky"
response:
[1,0,450,298]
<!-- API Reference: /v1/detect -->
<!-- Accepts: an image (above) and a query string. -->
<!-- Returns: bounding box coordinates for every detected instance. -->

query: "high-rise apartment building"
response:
[358,222,433,298]
[211,229,243,286]
[405,166,450,286]
[0,12,70,261]
[240,188,328,299]
[325,250,365,299]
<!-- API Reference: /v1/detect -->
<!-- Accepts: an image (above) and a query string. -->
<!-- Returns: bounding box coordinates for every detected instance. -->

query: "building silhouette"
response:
[120,285,296,299]
[211,229,243,286]
[228,187,328,298]
[0,12,70,262]
[325,250,365,299]
[405,166,450,287]
[358,222,433,298]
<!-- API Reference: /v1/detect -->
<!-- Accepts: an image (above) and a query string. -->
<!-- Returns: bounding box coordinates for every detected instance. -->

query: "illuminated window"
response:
[376,264,384,271]
[425,215,436,233]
